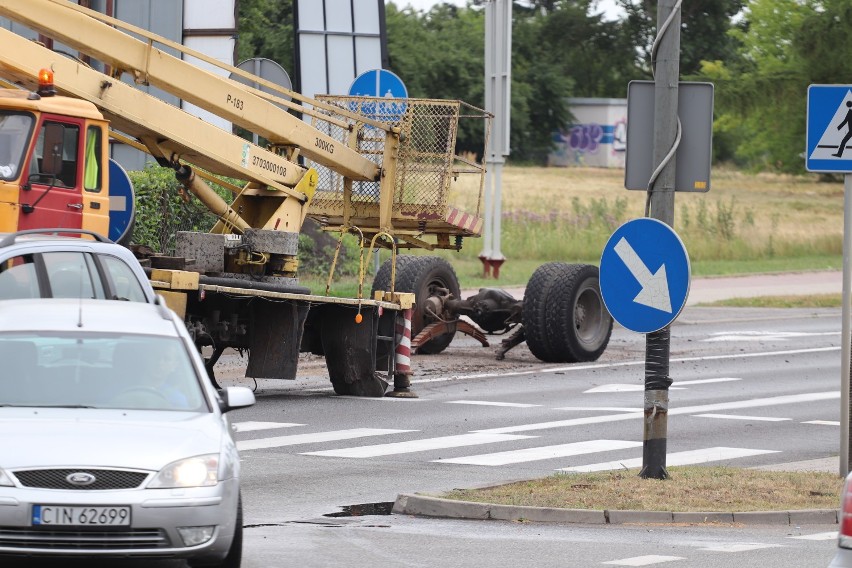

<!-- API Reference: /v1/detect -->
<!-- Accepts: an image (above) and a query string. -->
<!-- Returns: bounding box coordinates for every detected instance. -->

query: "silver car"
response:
[0,229,155,302]
[0,298,255,566]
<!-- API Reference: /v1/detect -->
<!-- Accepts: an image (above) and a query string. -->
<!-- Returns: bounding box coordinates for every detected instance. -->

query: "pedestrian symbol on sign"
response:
[809,89,852,161]
[834,101,852,158]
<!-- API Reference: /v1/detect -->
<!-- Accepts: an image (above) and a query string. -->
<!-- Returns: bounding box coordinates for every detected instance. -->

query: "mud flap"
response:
[317,304,388,397]
[246,299,309,379]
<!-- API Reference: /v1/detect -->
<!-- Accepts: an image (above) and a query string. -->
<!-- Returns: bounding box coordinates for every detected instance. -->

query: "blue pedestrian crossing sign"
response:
[807,85,852,172]
[600,218,691,334]
[348,69,408,123]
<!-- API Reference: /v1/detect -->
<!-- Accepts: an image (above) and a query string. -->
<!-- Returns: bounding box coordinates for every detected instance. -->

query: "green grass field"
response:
[309,165,845,295]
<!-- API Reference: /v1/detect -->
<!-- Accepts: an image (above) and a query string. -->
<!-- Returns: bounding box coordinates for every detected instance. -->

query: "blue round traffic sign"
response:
[599,218,690,333]
[108,159,135,246]
[348,69,408,123]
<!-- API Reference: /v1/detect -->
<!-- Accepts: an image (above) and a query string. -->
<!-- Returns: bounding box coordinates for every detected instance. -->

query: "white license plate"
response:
[32,505,131,526]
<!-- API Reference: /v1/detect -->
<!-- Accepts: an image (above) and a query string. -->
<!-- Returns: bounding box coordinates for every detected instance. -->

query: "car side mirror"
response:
[219,386,255,412]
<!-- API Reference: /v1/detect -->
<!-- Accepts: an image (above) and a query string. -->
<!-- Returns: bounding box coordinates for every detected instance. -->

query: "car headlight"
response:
[0,468,12,487]
[148,454,219,489]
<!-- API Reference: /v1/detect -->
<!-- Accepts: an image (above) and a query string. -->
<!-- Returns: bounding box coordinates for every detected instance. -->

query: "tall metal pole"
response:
[481,0,510,278]
[841,173,852,477]
[640,0,681,480]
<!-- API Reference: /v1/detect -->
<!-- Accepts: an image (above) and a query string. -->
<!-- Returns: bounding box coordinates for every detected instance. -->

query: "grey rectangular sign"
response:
[295,0,386,99]
[625,81,714,192]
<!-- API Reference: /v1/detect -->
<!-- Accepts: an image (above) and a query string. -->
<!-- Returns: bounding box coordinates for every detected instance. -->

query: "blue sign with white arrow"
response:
[348,69,408,123]
[599,218,691,333]
[807,85,852,173]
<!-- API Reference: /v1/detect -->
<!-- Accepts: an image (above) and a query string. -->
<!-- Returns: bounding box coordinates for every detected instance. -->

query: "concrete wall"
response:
[548,98,627,169]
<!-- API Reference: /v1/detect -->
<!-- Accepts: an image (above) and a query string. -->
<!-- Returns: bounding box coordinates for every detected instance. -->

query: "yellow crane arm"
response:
[0,0,381,183]
[0,27,308,199]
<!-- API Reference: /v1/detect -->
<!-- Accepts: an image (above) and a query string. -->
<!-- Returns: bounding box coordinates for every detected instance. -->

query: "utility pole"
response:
[639,0,681,480]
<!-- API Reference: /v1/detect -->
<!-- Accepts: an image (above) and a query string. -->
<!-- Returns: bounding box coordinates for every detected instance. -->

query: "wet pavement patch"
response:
[324,502,394,517]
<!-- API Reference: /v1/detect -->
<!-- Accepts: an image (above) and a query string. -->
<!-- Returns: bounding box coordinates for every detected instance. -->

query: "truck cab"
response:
[0,72,109,238]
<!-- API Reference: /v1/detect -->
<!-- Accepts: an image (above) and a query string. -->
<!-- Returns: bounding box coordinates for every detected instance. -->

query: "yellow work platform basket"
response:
[306,96,491,250]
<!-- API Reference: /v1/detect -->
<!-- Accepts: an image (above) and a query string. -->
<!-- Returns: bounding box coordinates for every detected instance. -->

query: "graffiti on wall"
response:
[549,118,627,167]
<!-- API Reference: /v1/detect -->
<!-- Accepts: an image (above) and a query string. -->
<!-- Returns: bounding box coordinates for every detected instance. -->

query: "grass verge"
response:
[701,294,843,308]
[440,466,843,512]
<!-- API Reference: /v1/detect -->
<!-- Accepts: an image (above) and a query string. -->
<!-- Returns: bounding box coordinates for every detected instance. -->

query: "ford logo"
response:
[66,472,96,486]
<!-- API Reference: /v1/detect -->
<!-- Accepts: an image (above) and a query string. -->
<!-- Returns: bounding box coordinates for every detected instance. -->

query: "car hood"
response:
[0,408,226,470]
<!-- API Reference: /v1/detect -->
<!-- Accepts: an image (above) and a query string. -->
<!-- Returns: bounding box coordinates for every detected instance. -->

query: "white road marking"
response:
[789,531,838,541]
[556,407,644,412]
[584,384,681,393]
[434,439,643,466]
[558,447,779,473]
[335,396,425,402]
[237,428,414,451]
[476,392,838,434]
[804,420,840,426]
[585,377,739,393]
[412,346,838,385]
[698,543,781,552]
[602,556,684,566]
[693,414,790,422]
[233,421,304,432]
[445,400,541,408]
[704,330,839,342]
[301,433,534,458]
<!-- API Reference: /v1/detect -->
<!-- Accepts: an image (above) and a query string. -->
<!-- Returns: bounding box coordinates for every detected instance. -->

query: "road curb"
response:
[392,494,840,526]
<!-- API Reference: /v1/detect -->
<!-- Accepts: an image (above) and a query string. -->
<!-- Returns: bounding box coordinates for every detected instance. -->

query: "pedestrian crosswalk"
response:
[230,387,839,472]
[232,409,832,472]
[236,428,415,451]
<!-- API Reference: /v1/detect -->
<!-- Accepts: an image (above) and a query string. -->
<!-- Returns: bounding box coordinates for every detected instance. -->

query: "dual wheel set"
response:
[371,255,613,364]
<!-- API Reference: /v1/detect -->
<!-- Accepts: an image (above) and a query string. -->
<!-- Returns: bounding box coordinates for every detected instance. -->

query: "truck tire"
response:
[522,263,563,362]
[523,263,612,363]
[545,264,612,362]
[371,255,460,354]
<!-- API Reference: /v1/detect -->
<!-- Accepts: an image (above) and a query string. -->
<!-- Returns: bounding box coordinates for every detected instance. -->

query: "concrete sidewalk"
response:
[464,270,843,306]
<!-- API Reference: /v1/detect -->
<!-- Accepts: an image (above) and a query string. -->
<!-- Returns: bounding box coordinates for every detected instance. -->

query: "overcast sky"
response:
[390,0,624,21]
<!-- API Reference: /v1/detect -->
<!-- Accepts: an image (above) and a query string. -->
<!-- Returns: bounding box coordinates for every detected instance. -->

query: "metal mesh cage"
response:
[307,96,488,243]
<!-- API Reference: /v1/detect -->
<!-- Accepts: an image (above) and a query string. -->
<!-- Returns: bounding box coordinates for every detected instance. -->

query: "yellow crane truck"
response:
[0,0,613,396]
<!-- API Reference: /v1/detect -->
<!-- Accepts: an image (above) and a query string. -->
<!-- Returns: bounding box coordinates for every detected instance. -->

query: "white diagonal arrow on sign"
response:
[613,237,672,313]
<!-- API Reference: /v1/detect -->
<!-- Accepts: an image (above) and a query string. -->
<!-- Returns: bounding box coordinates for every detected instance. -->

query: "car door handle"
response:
[67,203,83,210]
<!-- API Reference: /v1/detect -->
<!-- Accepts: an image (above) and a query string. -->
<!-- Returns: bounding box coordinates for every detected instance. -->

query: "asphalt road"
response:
[223,301,843,567]
[11,271,846,568]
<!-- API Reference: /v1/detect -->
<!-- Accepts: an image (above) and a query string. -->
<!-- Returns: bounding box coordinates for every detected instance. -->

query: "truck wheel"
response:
[545,264,612,362]
[523,263,612,363]
[522,263,563,362]
[371,255,460,354]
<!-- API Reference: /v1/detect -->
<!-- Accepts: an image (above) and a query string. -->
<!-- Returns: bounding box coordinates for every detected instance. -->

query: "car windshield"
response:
[0,332,207,412]
[0,111,35,181]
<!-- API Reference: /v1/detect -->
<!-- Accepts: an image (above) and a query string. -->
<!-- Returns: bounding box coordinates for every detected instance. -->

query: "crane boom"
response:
[0,27,307,198]
[0,0,381,183]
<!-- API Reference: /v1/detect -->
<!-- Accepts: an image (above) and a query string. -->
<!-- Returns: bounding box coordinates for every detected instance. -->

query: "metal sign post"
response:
[640,0,681,480]
[481,0,511,278]
[843,174,852,477]
[805,84,852,476]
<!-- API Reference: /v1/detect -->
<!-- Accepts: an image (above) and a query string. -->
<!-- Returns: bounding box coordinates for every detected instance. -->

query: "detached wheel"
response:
[522,263,563,362]
[523,263,612,363]
[371,255,460,354]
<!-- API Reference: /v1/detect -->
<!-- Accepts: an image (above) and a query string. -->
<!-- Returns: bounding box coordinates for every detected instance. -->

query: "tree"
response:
[236,0,294,74]
[617,0,744,76]
[697,0,852,173]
